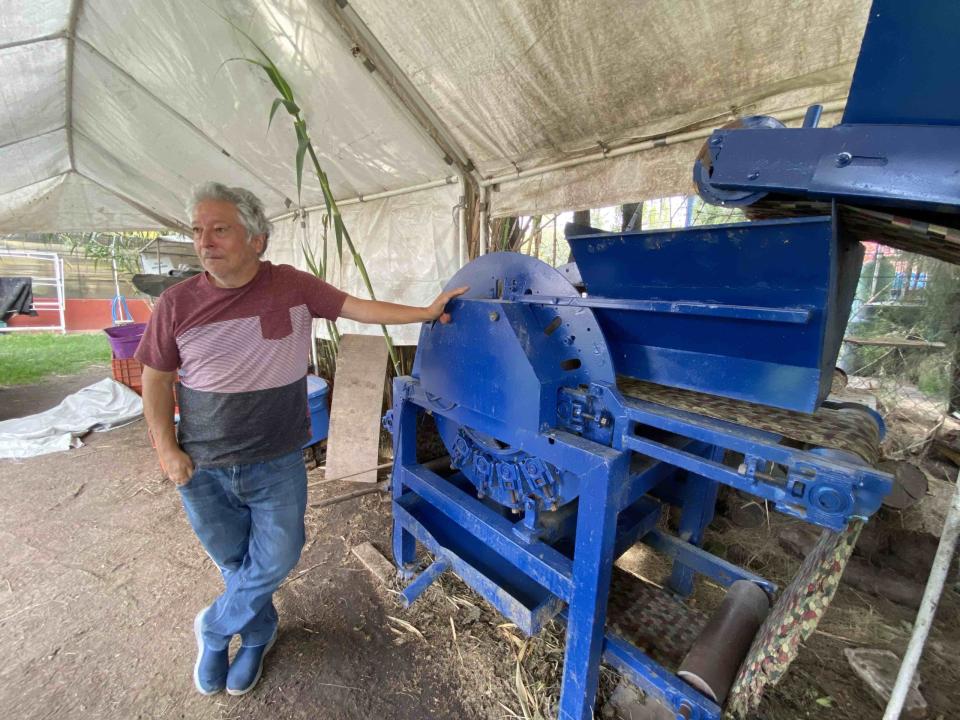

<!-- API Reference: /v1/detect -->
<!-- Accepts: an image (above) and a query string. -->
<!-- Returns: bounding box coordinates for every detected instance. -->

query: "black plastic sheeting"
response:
[0,277,37,321]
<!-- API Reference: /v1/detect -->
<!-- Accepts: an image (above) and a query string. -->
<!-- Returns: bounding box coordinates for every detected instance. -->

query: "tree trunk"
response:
[621,202,642,231]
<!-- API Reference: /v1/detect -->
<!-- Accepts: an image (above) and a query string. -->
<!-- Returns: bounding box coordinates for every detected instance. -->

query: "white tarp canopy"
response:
[0,0,871,339]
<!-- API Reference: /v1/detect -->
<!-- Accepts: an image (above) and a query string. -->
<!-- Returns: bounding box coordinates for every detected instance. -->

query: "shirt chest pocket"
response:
[259,309,293,340]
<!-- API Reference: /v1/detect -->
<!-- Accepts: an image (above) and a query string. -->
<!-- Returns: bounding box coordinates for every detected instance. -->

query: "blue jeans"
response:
[177,449,307,650]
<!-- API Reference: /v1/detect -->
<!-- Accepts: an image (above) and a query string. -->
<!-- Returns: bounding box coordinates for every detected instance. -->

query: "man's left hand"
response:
[426,286,469,324]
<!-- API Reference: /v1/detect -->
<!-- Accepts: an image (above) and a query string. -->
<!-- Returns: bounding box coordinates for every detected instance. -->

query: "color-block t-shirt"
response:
[135,261,347,467]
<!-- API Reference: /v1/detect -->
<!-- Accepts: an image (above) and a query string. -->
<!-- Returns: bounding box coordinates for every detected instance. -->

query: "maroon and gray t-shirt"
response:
[135,261,347,467]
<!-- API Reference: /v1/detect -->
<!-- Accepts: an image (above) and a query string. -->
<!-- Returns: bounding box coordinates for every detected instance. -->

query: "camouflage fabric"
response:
[606,566,707,669]
[619,377,881,465]
[725,520,863,719]
[746,200,960,265]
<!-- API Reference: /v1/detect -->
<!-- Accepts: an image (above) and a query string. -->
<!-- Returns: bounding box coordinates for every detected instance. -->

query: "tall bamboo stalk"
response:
[231,28,401,375]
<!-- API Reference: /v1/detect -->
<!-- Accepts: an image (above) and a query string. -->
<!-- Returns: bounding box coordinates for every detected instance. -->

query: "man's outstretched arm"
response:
[339,286,468,325]
[141,365,193,485]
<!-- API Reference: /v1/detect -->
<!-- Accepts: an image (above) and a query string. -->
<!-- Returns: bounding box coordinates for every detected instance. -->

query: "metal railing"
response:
[0,249,66,334]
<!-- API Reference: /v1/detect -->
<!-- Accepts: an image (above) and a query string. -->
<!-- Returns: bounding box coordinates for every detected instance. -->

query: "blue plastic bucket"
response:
[305,375,330,447]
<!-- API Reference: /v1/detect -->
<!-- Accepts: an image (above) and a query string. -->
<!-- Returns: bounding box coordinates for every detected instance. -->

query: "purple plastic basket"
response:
[104,322,147,359]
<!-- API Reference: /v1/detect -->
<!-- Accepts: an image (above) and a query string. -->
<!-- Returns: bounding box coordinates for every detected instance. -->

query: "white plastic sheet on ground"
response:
[0,378,143,459]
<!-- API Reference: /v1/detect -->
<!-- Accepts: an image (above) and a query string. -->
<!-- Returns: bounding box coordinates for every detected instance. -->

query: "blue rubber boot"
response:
[193,609,229,695]
[226,627,278,696]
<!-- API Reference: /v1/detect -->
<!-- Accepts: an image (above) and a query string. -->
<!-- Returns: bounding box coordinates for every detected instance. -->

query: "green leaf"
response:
[218,17,294,101]
[333,215,344,263]
[220,7,403,376]
[815,696,834,708]
[263,63,294,102]
[300,239,322,278]
[295,132,309,203]
[321,213,329,282]
[268,98,285,130]
[217,56,268,74]
[267,98,300,131]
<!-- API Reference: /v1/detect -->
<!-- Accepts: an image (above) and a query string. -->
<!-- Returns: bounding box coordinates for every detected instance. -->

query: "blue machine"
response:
[386,2,957,718]
[387,244,889,720]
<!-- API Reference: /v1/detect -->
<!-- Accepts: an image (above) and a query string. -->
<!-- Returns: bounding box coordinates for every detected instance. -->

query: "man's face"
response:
[191,200,265,284]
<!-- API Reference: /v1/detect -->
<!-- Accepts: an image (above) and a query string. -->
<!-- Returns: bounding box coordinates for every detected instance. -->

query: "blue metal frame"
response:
[694,0,960,224]
[387,371,888,719]
[697,124,960,212]
[390,387,731,719]
[386,216,891,717]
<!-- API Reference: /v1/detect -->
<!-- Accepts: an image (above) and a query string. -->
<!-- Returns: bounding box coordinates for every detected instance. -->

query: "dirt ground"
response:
[1,366,959,720]
[0,365,468,720]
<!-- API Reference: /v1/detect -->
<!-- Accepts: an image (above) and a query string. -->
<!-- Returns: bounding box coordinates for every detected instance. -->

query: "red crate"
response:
[112,355,144,395]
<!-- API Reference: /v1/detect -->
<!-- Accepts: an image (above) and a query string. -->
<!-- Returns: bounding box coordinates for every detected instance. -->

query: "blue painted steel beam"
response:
[393,497,565,635]
[557,452,630,720]
[621,394,891,530]
[619,440,704,511]
[668,447,723,597]
[391,398,422,575]
[513,294,812,324]
[702,125,960,212]
[612,497,662,561]
[598,626,722,720]
[534,460,682,547]
[399,557,450,607]
[398,464,575,601]
[624,433,840,530]
[642,529,777,597]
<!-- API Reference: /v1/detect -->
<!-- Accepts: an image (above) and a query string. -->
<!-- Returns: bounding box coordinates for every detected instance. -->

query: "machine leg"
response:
[392,507,417,577]
[668,446,722,597]
[391,398,420,576]
[557,453,629,720]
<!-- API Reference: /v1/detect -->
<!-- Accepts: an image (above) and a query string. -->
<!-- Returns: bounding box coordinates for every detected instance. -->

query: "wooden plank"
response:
[844,648,927,719]
[325,334,390,484]
[351,541,396,585]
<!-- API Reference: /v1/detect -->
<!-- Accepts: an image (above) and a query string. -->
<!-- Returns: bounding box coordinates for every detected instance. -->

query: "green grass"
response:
[0,332,112,387]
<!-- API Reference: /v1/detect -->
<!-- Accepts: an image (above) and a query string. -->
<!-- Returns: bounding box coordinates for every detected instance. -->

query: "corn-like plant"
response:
[229,29,401,375]
[299,217,341,378]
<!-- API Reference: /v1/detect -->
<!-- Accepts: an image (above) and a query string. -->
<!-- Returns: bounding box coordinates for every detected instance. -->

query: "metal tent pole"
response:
[882,469,960,719]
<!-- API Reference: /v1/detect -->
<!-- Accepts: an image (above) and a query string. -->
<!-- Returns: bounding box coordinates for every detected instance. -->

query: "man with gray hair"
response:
[135,182,466,696]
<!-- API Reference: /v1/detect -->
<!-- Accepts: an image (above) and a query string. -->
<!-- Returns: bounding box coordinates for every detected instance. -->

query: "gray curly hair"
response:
[187,182,273,255]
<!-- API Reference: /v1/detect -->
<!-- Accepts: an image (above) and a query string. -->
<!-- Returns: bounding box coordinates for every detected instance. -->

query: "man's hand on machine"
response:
[426,286,469,324]
[340,286,469,325]
[158,446,195,486]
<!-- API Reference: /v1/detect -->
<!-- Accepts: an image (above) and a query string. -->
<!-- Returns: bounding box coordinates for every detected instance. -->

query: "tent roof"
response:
[0,0,871,233]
